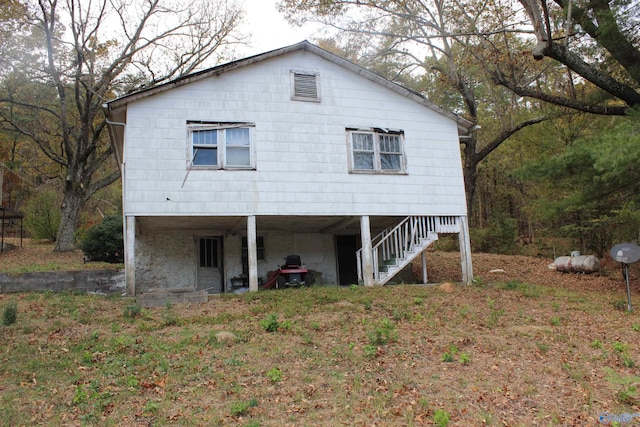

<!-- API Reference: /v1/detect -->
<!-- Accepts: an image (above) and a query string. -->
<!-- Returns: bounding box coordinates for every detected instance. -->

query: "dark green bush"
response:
[3,300,17,326]
[471,217,518,254]
[79,215,124,263]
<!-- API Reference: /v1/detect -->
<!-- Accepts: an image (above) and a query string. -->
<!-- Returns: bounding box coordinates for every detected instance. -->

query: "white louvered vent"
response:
[291,71,320,102]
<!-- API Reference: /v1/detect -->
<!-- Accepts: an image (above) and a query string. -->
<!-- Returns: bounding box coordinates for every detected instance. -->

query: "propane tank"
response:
[554,255,600,273]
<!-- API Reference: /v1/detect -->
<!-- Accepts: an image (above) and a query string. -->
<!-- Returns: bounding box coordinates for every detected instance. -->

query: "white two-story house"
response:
[104,41,474,297]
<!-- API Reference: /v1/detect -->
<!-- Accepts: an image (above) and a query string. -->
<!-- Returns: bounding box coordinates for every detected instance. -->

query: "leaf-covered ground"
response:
[1,242,639,426]
[0,238,121,274]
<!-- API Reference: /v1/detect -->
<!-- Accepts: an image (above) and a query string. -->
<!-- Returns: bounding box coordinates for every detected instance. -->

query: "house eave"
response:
[104,40,475,134]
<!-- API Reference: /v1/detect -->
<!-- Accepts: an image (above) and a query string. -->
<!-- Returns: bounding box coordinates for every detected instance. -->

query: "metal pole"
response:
[624,263,632,312]
[1,207,5,253]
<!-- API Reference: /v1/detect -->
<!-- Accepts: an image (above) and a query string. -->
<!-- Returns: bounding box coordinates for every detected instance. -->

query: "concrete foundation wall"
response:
[0,270,125,294]
[224,231,336,288]
[262,232,336,284]
[136,232,196,292]
[135,230,338,293]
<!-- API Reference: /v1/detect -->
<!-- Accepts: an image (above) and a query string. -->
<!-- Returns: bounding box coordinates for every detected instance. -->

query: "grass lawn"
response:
[1,277,639,426]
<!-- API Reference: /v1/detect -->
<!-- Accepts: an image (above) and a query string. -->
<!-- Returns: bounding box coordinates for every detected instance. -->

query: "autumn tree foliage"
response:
[278,0,552,222]
[280,0,639,115]
[0,0,246,250]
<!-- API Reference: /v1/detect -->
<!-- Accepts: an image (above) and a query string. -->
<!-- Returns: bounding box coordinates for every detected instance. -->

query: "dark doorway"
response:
[197,236,223,293]
[336,235,359,286]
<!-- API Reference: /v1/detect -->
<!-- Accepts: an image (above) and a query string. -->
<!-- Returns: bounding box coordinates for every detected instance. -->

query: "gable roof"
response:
[104,41,474,166]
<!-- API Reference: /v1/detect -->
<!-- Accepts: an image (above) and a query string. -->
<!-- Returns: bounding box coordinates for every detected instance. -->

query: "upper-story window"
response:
[290,70,320,102]
[347,128,406,174]
[187,122,255,169]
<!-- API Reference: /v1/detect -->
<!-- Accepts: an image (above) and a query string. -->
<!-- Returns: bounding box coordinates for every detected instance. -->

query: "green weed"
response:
[144,401,160,414]
[442,346,458,363]
[124,304,141,319]
[367,318,397,346]
[434,408,450,427]
[230,398,258,416]
[613,341,627,353]
[225,353,244,366]
[162,307,178,327]
[266,367,282,382]
[363,345,377,357]
[72,384,88,405]
[537,342,549,354]
[259,313,290,332]
[487,308,505,328]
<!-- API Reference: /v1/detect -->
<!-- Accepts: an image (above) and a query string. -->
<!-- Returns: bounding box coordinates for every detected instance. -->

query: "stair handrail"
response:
[356,216,454,284]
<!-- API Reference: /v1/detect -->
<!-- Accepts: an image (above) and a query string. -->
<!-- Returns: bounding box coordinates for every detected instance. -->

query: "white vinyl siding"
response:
[123,50,468,217]
[188,123,254,169]
[348,129,406,174]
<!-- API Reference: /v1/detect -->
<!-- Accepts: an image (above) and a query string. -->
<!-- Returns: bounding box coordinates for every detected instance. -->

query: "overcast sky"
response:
[240,0,323,55]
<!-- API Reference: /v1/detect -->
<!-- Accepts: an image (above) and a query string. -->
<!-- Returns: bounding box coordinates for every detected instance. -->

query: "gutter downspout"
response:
[103,105,133,295]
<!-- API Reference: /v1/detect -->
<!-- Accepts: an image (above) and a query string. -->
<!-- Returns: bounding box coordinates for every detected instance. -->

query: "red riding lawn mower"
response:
[264,255,309,289]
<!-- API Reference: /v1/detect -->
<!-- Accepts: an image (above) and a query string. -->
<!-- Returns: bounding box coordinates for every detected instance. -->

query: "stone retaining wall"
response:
[0,270,125,295]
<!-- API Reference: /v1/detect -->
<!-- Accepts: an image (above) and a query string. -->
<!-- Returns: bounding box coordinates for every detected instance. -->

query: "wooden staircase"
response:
[357,216,460,286]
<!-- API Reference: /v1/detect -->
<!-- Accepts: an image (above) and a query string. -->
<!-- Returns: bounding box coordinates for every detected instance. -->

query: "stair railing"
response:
[357,216,457,284]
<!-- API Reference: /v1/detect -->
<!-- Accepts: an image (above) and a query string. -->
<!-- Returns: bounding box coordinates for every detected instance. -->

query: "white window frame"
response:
[347,128,407,174]
[290,70,321,102]
[187,122,256,170]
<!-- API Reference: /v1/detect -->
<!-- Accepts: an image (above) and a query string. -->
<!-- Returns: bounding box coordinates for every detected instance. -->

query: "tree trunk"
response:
[54,189,86,252]
[461,136,479,221]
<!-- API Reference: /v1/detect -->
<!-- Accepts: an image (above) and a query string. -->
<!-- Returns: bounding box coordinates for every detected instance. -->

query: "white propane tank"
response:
[554,255,600,273]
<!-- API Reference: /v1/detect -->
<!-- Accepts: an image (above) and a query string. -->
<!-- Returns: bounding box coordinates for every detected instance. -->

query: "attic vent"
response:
[291,71,320,102]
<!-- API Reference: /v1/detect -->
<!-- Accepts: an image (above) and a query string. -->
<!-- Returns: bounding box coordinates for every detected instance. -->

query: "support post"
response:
[422,250,428,284]
[360,215,374,287]
[125,215,136,296]
[1,207,4,253]
[458,216,473,284]
[247,215,258,292]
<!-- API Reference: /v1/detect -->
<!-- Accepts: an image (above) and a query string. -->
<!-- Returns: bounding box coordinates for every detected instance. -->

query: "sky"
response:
[240,0,323,55]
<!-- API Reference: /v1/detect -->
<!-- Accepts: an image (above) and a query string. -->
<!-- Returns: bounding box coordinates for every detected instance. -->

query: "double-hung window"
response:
[188,122,254,169]
[348,128,406,173]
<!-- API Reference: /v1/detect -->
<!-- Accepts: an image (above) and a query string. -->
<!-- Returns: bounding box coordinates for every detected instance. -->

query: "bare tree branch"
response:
[1,0,246,250]
[492,69,629,116]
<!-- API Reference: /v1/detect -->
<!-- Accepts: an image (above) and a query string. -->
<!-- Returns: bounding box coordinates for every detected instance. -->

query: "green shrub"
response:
[3,300,17,326]
[470,217,517,254]
[24,190,61,241]
[79,215,124,263]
